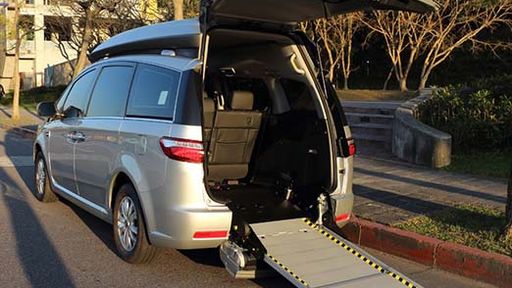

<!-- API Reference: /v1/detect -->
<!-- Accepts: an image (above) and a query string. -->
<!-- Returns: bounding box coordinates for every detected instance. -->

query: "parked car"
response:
[34,0,436,264]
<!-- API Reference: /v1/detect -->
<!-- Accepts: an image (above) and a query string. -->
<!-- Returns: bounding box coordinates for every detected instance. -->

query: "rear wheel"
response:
[113,183,157,264]
[33,152,58,202]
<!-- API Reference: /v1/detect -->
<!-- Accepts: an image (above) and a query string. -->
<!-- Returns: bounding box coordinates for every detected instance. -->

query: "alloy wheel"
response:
[35,158,46,196]
[117,196,138,252]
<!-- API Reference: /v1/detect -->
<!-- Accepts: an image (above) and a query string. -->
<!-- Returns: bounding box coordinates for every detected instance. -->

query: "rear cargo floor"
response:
[213,184,306,224]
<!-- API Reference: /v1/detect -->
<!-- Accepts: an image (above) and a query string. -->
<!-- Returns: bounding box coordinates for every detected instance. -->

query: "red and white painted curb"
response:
[340,216,512,288]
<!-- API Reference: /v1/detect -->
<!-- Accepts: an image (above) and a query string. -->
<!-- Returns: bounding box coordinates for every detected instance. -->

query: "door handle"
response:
[74,132,86,142]
[66,131,87,143]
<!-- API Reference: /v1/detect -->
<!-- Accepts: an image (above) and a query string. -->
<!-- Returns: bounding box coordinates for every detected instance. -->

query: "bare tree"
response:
[417,0,512,89]
[163,0,199,20]
[10,1,41,121]
[363,0,512,91]
[11,0,21,121]
[49,0,151,77]
[73,1,96,77]
[304,13,363,89]
[183,0,200,18]
[173,0,183,20]
[0,9,7,91]
[337,13,362,90]
[361,11,427,91]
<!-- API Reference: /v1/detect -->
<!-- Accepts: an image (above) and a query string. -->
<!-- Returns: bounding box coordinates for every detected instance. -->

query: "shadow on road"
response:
[0,128,294,288]
[179,249,224,267]
[65,198,118,254]
[355,167,506,203]
[1,129,232,268]
[0,106,12,118]
[354,184,506,232]
[1,129,76,287]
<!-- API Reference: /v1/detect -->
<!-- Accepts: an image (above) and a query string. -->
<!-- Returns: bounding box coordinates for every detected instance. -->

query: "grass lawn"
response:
[395,204,512,257]
[442,149,512,179]
[1,86,65,112]
[337,89,416,101]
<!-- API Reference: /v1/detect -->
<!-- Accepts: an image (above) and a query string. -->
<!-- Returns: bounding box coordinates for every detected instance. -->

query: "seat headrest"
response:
[230,90,254,110]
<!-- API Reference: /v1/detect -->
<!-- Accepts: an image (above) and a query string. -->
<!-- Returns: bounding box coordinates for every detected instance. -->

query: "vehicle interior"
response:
[202,29,334,228]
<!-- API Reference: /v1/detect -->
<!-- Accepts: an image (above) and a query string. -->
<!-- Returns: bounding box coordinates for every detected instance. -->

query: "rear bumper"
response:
[331,193,354,228]
[138,158,232,250]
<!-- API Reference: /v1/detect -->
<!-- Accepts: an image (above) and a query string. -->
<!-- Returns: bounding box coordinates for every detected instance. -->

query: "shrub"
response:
[419,75,512,153]
[1,85,66,106]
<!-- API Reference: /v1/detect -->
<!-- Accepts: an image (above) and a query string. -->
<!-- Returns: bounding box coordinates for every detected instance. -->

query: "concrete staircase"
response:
[341,101,402,155]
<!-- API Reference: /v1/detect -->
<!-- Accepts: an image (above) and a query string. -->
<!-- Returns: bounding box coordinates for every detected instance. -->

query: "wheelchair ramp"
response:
[250,218,421,288]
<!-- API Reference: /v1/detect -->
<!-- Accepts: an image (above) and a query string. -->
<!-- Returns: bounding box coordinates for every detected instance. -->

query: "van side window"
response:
[62,69,96,115]
[55,85,71,112]
[87,65,134,117]
[126,64,180,120]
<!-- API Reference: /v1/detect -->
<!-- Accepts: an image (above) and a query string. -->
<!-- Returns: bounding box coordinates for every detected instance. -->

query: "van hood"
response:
[201,0,438,30]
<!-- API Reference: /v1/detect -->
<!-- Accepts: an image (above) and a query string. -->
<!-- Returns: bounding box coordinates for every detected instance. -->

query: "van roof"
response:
[90,19,201,63]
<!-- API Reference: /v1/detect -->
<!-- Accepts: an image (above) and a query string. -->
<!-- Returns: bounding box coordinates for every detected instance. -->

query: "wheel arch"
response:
[108,170,154,244]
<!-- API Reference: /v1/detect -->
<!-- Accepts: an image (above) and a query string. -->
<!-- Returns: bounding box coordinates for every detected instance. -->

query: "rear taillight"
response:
[159,137,204,163]
[349,143,356,156]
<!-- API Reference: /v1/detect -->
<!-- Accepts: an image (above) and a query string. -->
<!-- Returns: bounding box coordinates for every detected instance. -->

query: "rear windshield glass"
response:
[126,64,180,120]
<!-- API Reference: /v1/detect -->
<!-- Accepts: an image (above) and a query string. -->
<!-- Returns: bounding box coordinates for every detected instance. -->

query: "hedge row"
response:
[419,75,512,153]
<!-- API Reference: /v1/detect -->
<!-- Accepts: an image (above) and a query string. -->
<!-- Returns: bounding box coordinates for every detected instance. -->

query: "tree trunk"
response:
[418,63,434,90]
[343,77,349,90]
[418,74,429,90]
[382,66,394,90]
[398,77,408,92]
[11,2,21,122]
[73,10,93,78]
[328,66,335,83]
[504,161,512,239]
[173,0,184,20]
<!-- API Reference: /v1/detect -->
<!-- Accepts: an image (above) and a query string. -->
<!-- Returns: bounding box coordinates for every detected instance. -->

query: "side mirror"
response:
[37,101,56,117]
[63,105,83,118]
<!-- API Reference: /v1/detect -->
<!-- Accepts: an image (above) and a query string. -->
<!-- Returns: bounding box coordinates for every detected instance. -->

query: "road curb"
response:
[340,217,512,288]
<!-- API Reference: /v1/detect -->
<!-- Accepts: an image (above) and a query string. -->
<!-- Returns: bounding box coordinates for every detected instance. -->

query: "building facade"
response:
[0,0,79,91]
[0,0,161,91]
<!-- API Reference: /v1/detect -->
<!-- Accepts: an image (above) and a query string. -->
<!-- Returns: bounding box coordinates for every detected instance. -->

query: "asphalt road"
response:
[0,128,495,288]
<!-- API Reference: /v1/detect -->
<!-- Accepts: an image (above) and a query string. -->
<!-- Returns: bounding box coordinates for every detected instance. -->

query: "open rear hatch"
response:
[201,1,438,286]
[201,0,438,31]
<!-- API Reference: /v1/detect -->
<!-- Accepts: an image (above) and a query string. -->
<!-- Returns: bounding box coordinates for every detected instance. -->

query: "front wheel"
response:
[113,183,158,264]
[33,152,58,202]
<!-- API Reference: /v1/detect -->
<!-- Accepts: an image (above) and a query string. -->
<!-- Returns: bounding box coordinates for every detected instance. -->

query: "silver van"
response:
[34,0,435,269]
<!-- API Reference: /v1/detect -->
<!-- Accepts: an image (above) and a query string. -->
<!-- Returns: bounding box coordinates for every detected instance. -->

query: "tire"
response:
[113,183,158,264]
[33,152,58,202]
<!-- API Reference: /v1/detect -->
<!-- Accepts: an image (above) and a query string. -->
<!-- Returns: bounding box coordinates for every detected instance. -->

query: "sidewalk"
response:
[0,105,44,132]
[352,155,508,225]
